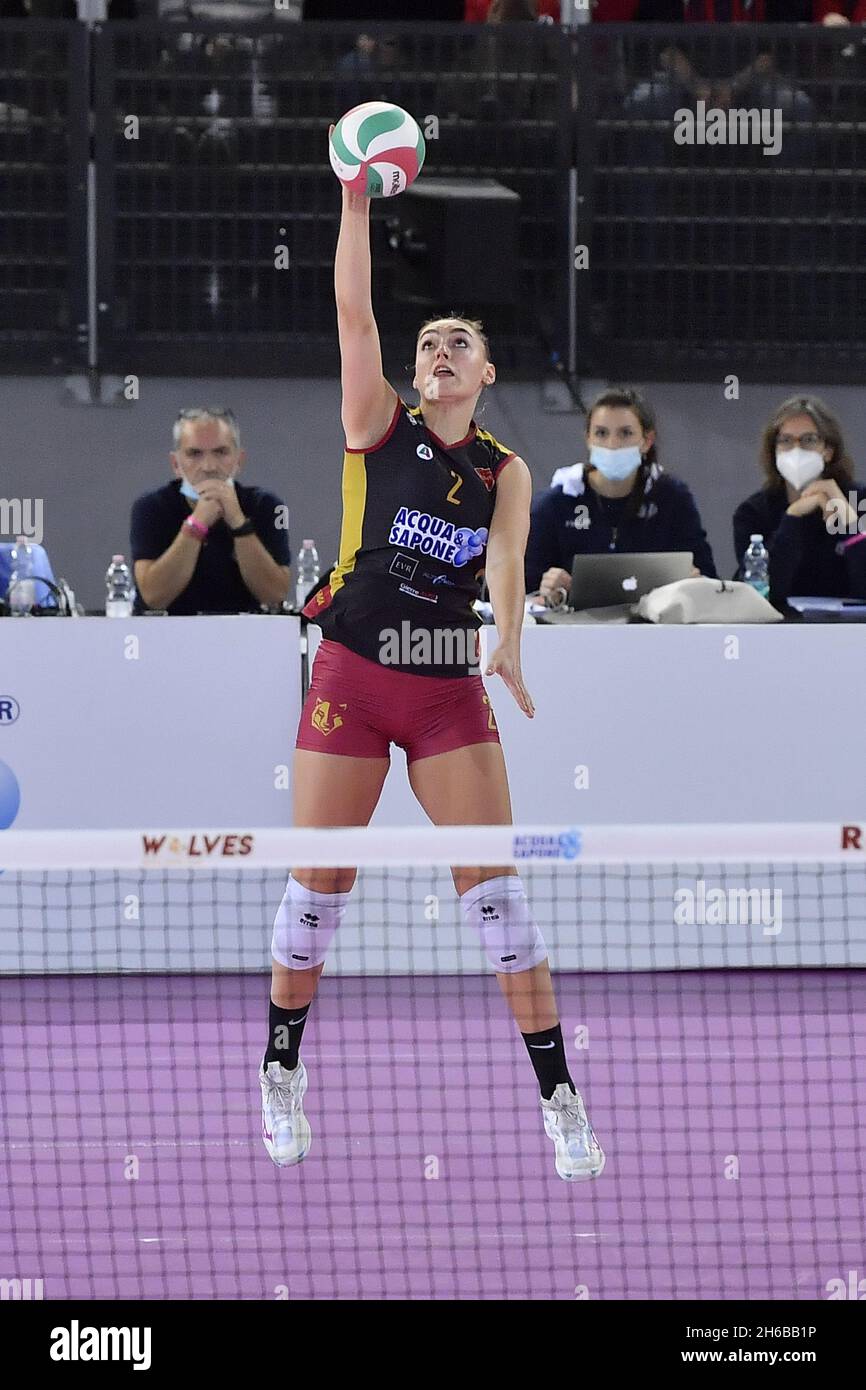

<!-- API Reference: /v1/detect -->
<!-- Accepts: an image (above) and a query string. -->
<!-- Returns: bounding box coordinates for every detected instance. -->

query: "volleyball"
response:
[328,101,426,199]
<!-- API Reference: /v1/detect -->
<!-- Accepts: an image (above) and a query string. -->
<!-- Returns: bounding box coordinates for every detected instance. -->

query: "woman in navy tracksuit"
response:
[525,386,716,604]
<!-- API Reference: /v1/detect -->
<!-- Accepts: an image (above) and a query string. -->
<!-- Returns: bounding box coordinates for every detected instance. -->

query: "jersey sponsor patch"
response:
[398,582,438,604]
[474,466,495,491]
[388,507,488,566]
[389,553,418,580]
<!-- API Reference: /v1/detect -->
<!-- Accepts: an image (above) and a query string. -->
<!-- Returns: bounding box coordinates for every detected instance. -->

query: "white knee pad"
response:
[459,875,548,974]
[271,876,351,970]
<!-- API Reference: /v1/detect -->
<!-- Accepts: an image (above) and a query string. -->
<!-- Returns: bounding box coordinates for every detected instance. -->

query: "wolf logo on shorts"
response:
[311,698,346,736]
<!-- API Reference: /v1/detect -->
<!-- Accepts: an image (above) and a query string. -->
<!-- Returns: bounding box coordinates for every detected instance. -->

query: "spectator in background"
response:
[158,1,301,18]
[0,1,76,14]
[815,2,866,20]
[592,0,826,256]
[336,32,409,112]
[131,407,291,615]
[733,396,866,610]
[525,386,716,604]
[592,1,862,19]
[306,2,462,15]
[465,0,560,19]
[619,2,816,156]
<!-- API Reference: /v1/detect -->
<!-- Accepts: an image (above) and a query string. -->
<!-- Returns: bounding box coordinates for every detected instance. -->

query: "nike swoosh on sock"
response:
[530,1041,556,1049]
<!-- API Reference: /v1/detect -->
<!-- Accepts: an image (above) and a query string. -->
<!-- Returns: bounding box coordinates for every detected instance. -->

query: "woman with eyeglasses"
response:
[733,396,866,609]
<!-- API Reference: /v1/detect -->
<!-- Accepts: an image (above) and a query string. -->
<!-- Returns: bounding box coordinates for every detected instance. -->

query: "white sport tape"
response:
[271,876,351,970]
[459,875,548,975]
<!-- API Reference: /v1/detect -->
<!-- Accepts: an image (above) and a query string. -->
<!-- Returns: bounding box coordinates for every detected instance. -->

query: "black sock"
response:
[521,1023,575,1101]
[265,999,310,1071]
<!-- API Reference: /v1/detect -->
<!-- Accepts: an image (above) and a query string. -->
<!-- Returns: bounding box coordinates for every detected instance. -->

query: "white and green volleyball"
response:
[329,102,425,199]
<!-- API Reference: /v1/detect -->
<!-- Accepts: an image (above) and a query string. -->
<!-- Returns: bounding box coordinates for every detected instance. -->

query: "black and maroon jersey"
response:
[303,397,515,677]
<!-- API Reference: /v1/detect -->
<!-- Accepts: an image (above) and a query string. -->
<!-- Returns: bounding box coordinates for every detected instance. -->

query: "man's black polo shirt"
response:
[130,479,290,614]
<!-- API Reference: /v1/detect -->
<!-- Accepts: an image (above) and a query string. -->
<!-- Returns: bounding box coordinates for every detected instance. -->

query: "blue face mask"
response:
[178,473,235,501]
[589,444,643,482]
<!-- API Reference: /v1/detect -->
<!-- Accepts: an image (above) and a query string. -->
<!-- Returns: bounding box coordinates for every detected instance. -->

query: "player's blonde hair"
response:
[416,316,490,360]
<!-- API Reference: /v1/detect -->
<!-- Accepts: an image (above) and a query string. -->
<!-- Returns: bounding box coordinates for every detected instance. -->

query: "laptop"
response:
[787,595,866,623]
[569,552,693,611]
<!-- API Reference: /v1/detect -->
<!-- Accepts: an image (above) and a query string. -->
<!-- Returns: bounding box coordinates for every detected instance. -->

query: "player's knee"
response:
[292,867,357,895]
[459,875,548,974]
[271,875,351,970]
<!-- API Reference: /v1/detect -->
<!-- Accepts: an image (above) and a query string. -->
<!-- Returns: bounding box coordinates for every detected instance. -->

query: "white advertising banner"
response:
[0,615,301,830]
[1,620,863,975]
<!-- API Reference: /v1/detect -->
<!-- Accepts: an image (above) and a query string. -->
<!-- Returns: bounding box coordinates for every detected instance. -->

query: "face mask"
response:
[178,472,235,501]
[589,444,643,482]
[775,447,824,492]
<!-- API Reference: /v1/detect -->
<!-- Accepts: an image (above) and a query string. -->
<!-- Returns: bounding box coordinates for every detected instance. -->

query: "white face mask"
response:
[589,444,643,482]
[775,447,824,492]
[179,471,236,501]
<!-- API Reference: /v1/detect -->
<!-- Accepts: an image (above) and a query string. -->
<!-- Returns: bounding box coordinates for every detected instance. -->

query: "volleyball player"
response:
[259,181,605,1182]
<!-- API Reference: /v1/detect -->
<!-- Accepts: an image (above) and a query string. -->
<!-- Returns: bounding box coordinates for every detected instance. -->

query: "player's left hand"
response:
[800,478,857,533]
[195,478,245,530]
[485,643,535,719]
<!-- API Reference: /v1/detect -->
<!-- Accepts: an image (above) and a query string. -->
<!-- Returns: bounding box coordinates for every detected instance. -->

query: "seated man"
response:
[131,406,290,615]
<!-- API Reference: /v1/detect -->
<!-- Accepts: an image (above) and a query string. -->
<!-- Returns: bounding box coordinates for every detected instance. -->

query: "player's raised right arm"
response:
[334,183,397,451]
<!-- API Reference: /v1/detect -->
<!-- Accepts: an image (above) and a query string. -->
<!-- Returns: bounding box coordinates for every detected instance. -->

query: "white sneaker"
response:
[259,1057,311,1168]
[541,1082,605,1181]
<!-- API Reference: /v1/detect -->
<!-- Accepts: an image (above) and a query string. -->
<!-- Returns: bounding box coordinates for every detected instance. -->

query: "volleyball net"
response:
[0,821,864,1301]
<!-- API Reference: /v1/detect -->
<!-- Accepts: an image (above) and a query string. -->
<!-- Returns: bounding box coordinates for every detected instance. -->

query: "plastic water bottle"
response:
[743,534,770,599]
[295,540,320,612]
[105,554,135,617]
[7,536,36,615]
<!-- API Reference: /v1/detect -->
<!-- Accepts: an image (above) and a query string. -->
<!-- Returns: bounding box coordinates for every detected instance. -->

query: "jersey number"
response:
[446,471,463,506]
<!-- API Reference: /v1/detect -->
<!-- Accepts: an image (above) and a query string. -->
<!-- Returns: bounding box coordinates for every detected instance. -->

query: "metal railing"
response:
[1,20,864,381]
[93,20,570,375]
[0,19,88,371]
[574,23,866,383]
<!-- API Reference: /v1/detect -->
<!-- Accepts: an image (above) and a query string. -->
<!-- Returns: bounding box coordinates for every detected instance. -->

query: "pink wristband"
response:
[183,517,208,543]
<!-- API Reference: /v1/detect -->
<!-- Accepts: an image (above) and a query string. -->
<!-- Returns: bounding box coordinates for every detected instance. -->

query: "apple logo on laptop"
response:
[621,576,638,591]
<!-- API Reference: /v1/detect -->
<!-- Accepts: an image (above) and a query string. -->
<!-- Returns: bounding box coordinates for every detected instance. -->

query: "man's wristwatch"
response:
[229,518,255,537]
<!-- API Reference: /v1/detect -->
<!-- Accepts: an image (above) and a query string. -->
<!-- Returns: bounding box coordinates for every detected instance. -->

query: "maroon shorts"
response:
[296,639,501,764]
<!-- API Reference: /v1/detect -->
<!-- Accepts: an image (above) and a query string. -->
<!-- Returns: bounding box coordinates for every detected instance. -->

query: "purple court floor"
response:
[1,969,864,1300]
